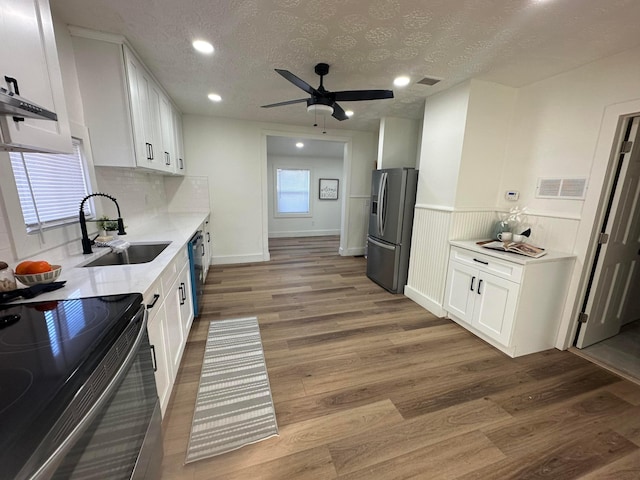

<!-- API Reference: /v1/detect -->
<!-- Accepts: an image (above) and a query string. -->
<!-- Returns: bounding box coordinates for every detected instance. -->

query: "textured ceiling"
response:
[51,0,640,132]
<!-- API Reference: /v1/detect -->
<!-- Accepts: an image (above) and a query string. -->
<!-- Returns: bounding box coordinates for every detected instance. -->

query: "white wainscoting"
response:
[450,209,496,240]
[406,206,452,316]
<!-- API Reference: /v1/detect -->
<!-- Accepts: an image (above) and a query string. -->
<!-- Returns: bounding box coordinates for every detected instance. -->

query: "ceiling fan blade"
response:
[261,98,308,108]
[332,102,348,121]
[275,69,318,95]
[333,90,394,102]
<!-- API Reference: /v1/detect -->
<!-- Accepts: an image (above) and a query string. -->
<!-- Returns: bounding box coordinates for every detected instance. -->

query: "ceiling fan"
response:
[261,63,394,121]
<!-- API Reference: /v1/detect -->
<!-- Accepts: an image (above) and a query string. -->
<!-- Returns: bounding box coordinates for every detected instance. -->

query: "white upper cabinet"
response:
[0,0,72,153]
[70,28,185,175]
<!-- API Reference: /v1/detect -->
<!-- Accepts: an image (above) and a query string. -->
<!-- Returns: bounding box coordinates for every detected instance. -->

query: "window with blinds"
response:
[9,138,93,233]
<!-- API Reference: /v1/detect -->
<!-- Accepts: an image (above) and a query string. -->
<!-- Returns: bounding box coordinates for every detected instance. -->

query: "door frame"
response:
[260,129,352,258]
[575,116,639,347]
[556,99,640,349]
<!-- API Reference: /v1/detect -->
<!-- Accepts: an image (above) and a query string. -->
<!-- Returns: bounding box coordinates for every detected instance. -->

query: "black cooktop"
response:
[0,293,143,476]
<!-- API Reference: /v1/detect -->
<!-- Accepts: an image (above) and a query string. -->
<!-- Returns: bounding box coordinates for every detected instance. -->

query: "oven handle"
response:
[29,308,148,480]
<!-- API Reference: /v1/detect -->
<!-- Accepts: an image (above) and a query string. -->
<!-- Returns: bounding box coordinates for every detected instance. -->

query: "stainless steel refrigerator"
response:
[366,167,418,293]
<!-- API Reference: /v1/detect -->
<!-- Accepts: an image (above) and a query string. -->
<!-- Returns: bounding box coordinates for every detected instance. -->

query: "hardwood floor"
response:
[160,236,640,480]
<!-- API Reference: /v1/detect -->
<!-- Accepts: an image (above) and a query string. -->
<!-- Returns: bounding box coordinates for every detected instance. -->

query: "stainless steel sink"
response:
[82,242,171,267]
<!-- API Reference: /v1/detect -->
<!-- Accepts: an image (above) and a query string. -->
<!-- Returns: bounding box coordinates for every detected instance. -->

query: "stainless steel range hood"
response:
[0,87,57,121]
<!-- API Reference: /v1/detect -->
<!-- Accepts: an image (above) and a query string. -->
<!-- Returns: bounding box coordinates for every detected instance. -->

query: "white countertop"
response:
[14,213,209,303]
[449,240,576,265]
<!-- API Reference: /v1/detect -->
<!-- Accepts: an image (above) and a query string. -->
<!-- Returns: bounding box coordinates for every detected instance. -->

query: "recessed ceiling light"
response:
[393,76,411,87]
[193,40,214,54]
[296,142,304,148]
[207,93,222,102]
[345,110,354,117]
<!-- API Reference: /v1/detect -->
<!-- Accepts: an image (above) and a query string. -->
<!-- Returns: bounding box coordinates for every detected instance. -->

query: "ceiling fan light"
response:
[345,110,354,117]
[307,104,334,116]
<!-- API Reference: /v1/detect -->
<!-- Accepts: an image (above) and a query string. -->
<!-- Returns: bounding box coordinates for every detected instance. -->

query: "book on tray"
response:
[478,240,547,258]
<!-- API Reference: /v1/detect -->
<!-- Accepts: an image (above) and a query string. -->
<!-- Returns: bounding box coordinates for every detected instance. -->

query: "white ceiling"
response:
[267,135,345,158]
[51,0,640,132]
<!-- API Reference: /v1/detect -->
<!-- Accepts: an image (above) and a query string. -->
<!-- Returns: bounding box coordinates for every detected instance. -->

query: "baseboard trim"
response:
[269,230,341,238]
[340,246,366,256]
[212,253,266,265]
[404,285,446,317]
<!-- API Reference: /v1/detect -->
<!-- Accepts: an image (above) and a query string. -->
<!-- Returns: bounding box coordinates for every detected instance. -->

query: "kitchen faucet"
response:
[79,193,126,254]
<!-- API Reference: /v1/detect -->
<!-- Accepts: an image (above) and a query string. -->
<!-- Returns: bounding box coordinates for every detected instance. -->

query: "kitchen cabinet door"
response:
[159,94,175,172]
[173,107,186,174]
[163,277,185,383]
[472,272,518,346]
[147,301,172,416]
[123,47,152,169]
[0,0,71,153]
[443,261,477,325]
[178,265,194,338]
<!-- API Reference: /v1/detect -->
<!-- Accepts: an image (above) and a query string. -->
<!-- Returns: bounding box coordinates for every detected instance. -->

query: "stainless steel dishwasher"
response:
[187,230,204,317]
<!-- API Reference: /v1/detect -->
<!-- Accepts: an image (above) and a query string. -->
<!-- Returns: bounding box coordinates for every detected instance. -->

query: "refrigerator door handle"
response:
[368,236,396,251]
[379,172,388,237]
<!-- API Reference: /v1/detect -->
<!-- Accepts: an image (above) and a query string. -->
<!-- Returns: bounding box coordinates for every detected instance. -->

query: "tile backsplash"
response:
[0,167,209,264]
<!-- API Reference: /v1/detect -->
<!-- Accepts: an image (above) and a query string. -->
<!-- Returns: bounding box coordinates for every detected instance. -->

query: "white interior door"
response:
[577,117,640,348]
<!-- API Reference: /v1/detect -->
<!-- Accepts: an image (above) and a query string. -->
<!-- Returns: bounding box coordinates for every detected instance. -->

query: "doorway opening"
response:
[265,135,346,255]
[573,115,640,383]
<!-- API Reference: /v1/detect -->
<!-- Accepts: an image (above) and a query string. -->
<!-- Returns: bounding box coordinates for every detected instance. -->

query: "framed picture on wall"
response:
[319,178,339,200]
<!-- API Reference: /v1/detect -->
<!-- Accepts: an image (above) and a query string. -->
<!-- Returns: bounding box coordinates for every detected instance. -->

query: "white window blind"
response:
[276,168,310,214]
[9,138,93,232]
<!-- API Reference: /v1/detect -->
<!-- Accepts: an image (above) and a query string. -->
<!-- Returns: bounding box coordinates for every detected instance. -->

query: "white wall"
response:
[183,115,377,263]
[457,80,517,209]
[416,82,470,208]
[408,44,640,351]
[377,117,420,170]
[267,155,343,237]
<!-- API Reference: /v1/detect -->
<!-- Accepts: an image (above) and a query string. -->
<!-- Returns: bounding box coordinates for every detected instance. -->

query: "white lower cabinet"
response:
[144,246,194,416]
[146,297,171,412]
[444,243,574,357]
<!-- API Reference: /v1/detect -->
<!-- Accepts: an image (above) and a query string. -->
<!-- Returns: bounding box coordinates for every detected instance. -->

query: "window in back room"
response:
[275,168,311,215]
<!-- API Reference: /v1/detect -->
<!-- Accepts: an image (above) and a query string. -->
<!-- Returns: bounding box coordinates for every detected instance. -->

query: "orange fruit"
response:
[15,260,34,275]
[25,261,52,274]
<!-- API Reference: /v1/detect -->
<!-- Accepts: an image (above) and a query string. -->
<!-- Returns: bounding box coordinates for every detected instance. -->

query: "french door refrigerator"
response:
[367,167,418,293]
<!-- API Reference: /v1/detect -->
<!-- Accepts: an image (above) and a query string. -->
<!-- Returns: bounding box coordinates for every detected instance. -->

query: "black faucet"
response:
[79,193,126,254]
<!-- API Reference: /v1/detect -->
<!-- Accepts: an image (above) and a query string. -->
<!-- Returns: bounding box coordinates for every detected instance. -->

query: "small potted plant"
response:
[98,215,119,236]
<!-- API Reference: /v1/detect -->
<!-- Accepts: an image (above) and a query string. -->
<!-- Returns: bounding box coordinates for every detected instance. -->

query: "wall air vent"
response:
[417,77,441,86]
[536,177,587,199]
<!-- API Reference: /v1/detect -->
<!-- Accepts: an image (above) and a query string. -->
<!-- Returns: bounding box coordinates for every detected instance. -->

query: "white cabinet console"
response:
[443,241,575,357]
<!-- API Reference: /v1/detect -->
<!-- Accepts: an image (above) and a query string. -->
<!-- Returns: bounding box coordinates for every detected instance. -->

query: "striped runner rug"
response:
[185,317,278,464]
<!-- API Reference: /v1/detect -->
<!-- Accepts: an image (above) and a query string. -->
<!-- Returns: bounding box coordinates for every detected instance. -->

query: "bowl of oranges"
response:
[15,260,62,286]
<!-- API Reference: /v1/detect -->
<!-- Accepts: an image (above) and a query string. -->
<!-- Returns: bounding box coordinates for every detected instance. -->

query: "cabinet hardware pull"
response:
[150,345,158,372]
[201,244,205,256]
[146,293,160,309]
[477,279,483,295]
[179,158,183,170]
[149,143,154,160]
[179,285,185,305]
[207,232,210,243]
[473,258,489,265]
[470,276,475,291]
[4,76,20,95]
[165,152,170,165]
[181,282,186,302]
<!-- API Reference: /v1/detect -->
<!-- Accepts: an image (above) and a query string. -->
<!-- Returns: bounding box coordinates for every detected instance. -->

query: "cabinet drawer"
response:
[161,246,188,291]
[143,277,163,311]
[450,246,523,283]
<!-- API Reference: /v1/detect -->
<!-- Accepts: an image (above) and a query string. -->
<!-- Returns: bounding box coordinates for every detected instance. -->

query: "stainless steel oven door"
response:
[23,307,163,480]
